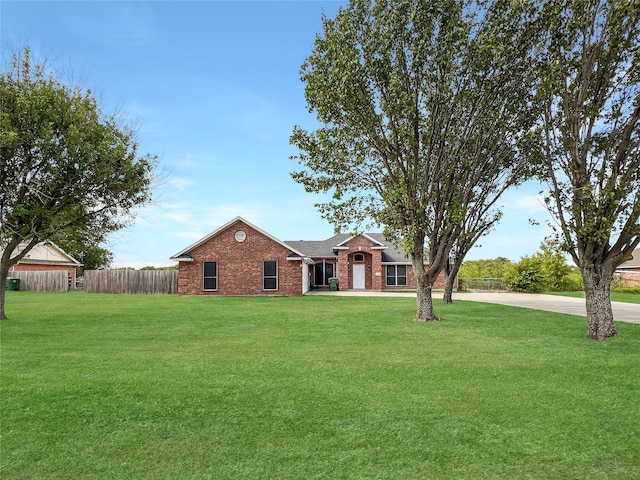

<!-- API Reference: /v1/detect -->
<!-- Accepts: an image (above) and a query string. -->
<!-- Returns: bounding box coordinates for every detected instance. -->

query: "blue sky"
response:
[2,0,553,267]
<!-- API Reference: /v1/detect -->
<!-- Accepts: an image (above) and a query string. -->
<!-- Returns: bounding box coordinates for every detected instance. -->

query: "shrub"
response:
[563,267,584,291]
[503,256,545,293]
[459,257,513,280]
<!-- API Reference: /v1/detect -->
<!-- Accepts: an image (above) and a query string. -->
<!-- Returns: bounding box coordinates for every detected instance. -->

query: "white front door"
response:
[353,264,365,289]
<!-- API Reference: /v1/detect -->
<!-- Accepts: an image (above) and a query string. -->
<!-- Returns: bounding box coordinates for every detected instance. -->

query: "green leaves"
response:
[0,47,155,263]
[536,0,640,267]
[292,0,539,279]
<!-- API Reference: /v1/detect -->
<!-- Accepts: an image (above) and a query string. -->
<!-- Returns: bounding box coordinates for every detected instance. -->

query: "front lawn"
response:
[1,292,639,479]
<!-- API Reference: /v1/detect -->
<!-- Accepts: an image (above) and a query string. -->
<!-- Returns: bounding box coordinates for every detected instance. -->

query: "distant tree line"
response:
[458,240,638,294]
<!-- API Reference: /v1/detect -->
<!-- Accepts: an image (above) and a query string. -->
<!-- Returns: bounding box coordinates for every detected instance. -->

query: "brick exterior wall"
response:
[175,224,456,295]
[177,220,303,296]
[333,234,452,291]
[10,264,77,288]
[618,271,640,287]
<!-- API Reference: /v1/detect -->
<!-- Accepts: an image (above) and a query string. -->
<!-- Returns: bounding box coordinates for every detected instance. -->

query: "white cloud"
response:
[511,193,547,213]
[167,153,202,169]
[166,177,195,192]
[172,231,207,240]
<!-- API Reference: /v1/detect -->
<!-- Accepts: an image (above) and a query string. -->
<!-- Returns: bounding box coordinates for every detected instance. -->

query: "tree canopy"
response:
[55,227,114,275]
[534,0,639,339]
[291,0,540,320]
[0,48,156,319]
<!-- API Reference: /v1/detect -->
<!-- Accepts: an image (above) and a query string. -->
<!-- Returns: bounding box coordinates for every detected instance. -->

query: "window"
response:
[263,261,277,290]
[203,261,217,290]
[314,260,334,286]
[386,265,407,286]
[354,253,365,262]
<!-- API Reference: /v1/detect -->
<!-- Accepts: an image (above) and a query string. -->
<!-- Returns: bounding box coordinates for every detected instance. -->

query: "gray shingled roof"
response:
[284,234,349,258]
[618,248,640,269]
[366,233,410,263]
[284,233,410,263]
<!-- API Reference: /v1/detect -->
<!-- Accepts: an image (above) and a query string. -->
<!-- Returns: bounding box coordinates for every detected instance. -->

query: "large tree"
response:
[535,0,639,340]
[55,226,114,276]
[0,48,155,319]
[291,0,539,321]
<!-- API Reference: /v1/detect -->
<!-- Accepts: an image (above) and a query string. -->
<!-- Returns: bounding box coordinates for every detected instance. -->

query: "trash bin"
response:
[6,278,20,291]
[328,277,339,291]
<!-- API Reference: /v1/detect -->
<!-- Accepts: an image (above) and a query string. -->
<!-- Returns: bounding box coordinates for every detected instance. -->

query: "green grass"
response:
[549,291,640,304]
[2,292,639,479]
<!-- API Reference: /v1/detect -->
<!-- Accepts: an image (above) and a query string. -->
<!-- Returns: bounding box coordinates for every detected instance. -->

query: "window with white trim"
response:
[263,260,277,290]
[386,265,407,286]
[203,261,217,290]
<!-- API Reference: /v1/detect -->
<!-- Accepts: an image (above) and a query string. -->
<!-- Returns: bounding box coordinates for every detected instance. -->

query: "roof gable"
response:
[4,241,82,266]
[170,217,307,261]
[334,233,386,249]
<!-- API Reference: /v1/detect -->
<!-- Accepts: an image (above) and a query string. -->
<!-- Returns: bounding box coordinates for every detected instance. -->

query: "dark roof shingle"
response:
[284,233,410,263]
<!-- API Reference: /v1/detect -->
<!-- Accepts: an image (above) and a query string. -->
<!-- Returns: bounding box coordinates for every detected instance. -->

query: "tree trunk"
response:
[442,285,453,304]
[582,264,617,341]
[413,257,441,322]
[416,282,439,321]
[0,257,10,320]
[443,259,461,304]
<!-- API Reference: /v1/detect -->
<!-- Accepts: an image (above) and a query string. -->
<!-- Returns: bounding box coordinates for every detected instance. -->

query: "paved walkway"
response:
[307,290,640,324]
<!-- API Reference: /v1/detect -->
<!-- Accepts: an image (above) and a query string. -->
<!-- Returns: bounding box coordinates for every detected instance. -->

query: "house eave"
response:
[170,254,194,262]
[16,259,81,267]
[286,256,314,264]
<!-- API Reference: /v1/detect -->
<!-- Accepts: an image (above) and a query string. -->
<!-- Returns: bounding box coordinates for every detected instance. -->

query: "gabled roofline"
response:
[361,233,387,247]
[169,216,309,261]
[9,240,83,267]
[334,233,388,249]
[334,235,355,248]
[45,241,83,266]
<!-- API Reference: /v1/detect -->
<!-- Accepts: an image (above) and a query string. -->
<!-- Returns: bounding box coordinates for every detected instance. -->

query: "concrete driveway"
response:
[307,290,639,324]
[453,292,639,325]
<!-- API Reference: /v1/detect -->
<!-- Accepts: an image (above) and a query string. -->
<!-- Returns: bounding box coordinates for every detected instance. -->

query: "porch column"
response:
[372,251,384,290]
[337,250,350,289]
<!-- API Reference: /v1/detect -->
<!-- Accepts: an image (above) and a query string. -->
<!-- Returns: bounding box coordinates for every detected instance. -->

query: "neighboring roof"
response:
[169,216,308,261]
[285,232,411,263]
[3,241,82,267]
[617,248,640,270]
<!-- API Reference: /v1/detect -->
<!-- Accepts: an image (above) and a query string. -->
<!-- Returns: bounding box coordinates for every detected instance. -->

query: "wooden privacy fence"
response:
[9,271,69,292]
[84,270,178,295]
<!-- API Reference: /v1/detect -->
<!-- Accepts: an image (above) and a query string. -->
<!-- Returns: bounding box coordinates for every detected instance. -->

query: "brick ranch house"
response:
[170,217,454,296]
[4,241,82,288]
[616,248,640,287]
